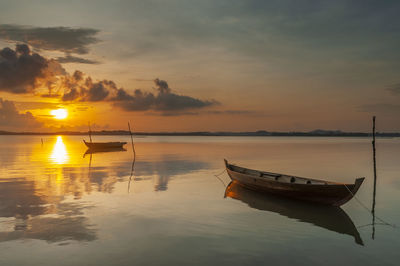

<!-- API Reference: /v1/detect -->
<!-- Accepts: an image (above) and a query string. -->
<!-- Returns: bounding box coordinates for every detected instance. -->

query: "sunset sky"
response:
[0,0,399,132]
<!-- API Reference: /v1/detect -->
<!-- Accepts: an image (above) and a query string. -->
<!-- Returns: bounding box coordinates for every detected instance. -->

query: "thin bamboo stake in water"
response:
[128,123,134,151]
[372,116,377,239]
[88,122,93,143]
[128,122,136,193]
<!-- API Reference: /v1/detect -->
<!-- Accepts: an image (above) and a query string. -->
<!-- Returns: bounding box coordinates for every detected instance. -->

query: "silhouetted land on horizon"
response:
[0,129,399,137]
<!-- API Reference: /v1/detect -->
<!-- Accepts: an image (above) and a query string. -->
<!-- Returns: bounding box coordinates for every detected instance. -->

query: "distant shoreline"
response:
[0,130,399,137]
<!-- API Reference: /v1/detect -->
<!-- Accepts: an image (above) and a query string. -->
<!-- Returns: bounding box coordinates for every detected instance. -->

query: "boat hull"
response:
[225,160,364,206]
[83,140,127,149]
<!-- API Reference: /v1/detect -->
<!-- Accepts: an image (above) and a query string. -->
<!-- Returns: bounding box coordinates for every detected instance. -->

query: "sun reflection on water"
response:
[50,136,69,164]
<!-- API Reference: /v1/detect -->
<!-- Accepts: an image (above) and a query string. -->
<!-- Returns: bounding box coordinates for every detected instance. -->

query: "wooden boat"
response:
[224,159,364,206]
[83,139,127,149]
[224,181,363,245]
[83,122,127,150]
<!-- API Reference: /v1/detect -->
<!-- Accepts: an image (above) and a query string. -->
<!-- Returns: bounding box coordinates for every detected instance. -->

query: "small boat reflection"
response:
[83,147,126,158]
[225,181,364,246]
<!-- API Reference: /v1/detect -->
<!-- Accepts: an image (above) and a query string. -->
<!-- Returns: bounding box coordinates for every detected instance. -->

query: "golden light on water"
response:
[50,108,68,119]
[50,136,69,164]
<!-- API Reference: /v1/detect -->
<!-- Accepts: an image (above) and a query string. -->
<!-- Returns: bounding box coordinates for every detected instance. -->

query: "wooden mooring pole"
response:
[127,122,136,193]
[88,122,93,143]
[371,116,377,239]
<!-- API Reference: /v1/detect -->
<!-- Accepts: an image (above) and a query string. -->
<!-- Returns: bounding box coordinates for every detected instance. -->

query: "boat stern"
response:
[332,177,365,206]
[353,177,365,195]
[224,159,229,168]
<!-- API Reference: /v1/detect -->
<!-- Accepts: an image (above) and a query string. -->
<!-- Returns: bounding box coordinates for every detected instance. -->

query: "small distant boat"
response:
[83,139,127,149]
[224,159,364,206]
[83,122,127,150]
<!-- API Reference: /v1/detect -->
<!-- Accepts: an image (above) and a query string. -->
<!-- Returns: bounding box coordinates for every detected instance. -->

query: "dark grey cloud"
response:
[0,24,100,54]
[0,44,48,93]
[386,83,400,95]
[154,78,171,94]
[61,74,116,102]
[82,78,113,102]
[0,98,42,129]
[0,45,219,113]
[155,91,216,111]
[112,79,218,112]
[56,54,99,64]
[113,88,156,111]
[60,74,218,112]
[0,44,65,95]
[62,88,80,101]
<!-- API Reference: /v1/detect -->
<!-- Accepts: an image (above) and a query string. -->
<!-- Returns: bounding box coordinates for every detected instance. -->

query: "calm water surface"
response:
[0,136,399,265]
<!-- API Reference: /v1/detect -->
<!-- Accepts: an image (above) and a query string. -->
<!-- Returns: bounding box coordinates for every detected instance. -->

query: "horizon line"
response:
[0,129,399,137]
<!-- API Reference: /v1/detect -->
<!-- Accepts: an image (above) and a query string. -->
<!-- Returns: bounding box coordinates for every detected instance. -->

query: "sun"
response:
[51,109,68,120]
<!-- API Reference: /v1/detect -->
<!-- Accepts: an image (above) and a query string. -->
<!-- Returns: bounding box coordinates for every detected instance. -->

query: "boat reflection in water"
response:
[224,181,364,246]
[83,147,126,157]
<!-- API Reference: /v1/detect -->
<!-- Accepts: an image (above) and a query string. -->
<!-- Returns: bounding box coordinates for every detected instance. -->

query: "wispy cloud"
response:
[14,101,60,110]
[0,24,100,54]
[56,54,99,64]
[145,109,260,117]
[206,110,260,115]
[386,83,400,95]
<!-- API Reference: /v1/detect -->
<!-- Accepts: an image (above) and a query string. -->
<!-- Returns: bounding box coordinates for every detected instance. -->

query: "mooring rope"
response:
[343,184,396,228]
[214,169,227,187]
[215,169,226,177]
[356,222,393,229]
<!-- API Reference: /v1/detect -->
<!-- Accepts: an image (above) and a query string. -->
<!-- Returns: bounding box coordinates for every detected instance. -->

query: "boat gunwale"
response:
[225,159,357,186]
